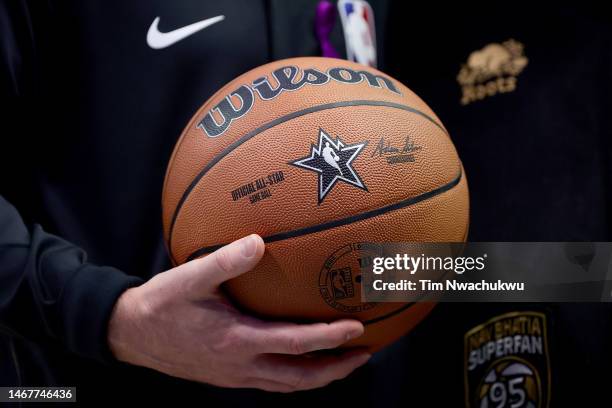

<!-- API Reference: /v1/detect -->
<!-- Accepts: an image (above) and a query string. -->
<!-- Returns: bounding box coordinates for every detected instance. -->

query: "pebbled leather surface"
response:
[163,57,469,349]
[162,57,447,243]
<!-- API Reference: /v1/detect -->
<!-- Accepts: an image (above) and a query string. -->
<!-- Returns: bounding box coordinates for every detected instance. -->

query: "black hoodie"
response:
[1,1,610,406]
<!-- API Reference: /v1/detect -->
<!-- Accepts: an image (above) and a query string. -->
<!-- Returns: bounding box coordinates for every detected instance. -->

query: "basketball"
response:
[162,57,469,351]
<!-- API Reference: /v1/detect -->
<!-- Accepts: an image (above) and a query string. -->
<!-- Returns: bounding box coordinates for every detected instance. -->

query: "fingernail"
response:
[241,234,258,258]
[346,328,364,341]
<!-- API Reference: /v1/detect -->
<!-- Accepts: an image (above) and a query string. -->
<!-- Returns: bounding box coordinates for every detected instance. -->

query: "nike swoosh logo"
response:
[146,15,225,49]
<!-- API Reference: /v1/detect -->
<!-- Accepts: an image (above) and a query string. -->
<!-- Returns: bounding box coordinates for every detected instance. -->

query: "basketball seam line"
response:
[362,302,416,326]
[168,100,448,263]
[184,169,463,261]
[361,265,456,326]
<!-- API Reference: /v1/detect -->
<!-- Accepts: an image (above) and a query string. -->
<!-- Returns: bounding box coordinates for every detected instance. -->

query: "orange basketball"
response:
[162,57,469,351]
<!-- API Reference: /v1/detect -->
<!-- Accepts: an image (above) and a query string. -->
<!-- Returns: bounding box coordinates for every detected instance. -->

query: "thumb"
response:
[179,234,265,298]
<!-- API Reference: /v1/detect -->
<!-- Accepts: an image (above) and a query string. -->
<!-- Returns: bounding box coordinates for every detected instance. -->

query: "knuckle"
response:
[213,248,235,274]
[287,335,307,355]
[212,327,245,353]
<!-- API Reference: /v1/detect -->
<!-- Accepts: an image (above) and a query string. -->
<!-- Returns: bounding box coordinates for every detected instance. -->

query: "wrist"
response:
[107,286,143,364]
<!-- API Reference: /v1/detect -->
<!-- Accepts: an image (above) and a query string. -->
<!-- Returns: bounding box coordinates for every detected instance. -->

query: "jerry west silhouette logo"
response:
[291,128,367,204]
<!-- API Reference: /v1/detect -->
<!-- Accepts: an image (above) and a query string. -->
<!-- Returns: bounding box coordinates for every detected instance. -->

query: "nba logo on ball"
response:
[290,128,368,204]
[338,0,377,67]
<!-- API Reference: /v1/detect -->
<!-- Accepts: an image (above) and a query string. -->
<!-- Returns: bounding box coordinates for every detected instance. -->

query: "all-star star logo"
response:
[291,129,368,204]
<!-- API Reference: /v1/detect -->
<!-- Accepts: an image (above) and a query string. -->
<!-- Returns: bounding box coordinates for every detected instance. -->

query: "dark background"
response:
[1,1,611,406]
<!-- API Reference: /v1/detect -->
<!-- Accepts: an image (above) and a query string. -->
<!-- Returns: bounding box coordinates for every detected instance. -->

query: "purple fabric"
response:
[315,0,340,58]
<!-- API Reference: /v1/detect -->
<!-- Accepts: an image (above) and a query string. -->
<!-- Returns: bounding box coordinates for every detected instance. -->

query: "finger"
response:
[177,234,265,297]
[253,349,371,391]
[236,318,364,355]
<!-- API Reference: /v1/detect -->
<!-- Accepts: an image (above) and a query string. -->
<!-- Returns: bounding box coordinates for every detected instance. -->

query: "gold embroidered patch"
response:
[457,39,528,105]
[464,311,551,408]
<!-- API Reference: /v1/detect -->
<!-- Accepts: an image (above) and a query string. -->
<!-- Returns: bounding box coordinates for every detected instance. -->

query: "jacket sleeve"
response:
[0,1,144,363]
[0,196,144,363]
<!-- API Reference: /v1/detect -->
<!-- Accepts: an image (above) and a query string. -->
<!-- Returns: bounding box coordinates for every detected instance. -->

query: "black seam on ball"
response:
[184,169,462,262]
[167,100,448,263]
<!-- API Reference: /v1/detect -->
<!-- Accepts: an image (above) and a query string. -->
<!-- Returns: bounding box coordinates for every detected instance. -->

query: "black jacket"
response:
[1,0,611,406]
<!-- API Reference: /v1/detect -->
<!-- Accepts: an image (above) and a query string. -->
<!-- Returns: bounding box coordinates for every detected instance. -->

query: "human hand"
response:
[108,234,369,392]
